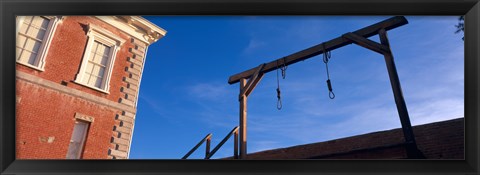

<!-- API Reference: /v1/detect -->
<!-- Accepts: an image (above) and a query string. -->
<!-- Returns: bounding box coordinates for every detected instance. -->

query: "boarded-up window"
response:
[66,120,90,159]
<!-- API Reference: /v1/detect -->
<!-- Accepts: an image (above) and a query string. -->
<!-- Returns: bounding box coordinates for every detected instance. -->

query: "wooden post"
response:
[239,78,247,159]
[379,28,423,158]
[234,130,239,159]
[205,137,211,159]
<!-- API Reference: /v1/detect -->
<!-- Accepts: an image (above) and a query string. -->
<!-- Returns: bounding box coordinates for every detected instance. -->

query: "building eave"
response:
[94,16,167,46]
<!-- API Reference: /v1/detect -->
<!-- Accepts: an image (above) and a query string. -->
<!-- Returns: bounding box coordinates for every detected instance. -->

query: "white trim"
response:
[134,46,148,108]
[74,24,125,93]
[130,16,166,36]
[94,16,166,45]
[75,113,95,123]
[126,46,148,159]
[16,16,63,71]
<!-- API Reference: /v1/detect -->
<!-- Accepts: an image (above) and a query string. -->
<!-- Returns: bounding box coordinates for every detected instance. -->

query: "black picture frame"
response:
[1,0,479,174]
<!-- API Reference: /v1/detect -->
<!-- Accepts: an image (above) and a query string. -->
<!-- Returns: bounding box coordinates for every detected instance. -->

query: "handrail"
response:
[182,133,212,159]
[205,126,239,159]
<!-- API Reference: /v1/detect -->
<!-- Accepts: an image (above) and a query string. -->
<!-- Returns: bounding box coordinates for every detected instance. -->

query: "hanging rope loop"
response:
[327,79,335,99]
[322,43,335,99]
[276,60,283,110]
[276,87,282,110]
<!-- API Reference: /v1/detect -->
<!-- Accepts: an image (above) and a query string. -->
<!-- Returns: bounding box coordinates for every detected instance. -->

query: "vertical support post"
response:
[379,28,423,158]
[205,137,211,159]
[239,78,247,159]
[234,130,239,159]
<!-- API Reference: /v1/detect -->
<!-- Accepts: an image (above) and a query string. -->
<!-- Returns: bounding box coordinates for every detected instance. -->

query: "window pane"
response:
[23,38,36,52]
[24,38,42,53]
[87,75,96,87]
[16,35,27,48]
[35,28,47,41]
[25,26,41,39]
[100,44,110,57]
[16,48,22,60]
[100,55,109,65]
[81,39,113,90]
[98,67,105,77]
[90,41,111,65]
[86,63,94,74]
[32,16,49,30]
[94,77,103,88]
[26,52,38,65]
[89,51,99,64]
[19,51,37,65]
[91,64,101,76]
[16,35,27,60]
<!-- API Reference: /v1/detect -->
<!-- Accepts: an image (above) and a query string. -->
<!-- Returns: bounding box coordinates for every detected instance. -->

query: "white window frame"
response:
[74,24,125,94]
[16,16,63,71]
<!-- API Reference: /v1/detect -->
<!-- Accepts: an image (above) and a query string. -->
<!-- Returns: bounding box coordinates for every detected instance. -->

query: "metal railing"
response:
[182,126,239,159]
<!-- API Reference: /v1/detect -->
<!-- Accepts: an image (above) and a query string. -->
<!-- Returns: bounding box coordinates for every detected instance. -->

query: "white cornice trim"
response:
[94,16,166,45]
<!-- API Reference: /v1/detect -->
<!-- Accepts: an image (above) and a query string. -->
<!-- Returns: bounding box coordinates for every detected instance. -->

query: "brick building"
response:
[15,16,166,159]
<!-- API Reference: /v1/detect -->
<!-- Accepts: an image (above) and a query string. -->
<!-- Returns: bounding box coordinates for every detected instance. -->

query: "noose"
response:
[276,57,288,110]
[322,43,335,99]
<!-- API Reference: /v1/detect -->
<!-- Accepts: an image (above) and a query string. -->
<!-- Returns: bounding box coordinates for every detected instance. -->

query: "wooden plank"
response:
[240,63,265,98]
[239,78,247,159]
[182,134,212,159]
[228,16,408,84]
[234,131,239,159]
[378,28,421,158]
[342,32,390,55]
[205,137,211,159]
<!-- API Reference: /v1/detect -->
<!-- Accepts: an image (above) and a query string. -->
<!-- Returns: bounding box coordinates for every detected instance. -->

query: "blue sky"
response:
[129,16,464,159]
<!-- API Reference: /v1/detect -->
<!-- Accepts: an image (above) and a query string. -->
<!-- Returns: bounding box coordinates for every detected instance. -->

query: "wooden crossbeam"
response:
[228,16,408,84]
[342,32,390,55]
[240,63,266,99]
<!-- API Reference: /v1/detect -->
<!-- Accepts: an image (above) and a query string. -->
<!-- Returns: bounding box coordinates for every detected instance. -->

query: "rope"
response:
[322,43,335,99]
[280,57,288,79]
[276,60,282,110]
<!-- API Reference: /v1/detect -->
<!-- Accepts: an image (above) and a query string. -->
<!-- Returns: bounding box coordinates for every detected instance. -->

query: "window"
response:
[66,120,90,159]
[74,24,125,93]
[16,16,61,70]
[81,41,110,88]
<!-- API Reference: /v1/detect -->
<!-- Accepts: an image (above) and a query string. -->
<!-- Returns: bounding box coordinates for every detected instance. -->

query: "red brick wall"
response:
[16,16,134,159]
[242,118,464,159]
[16,16,133,102]
[16,80,118,159]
